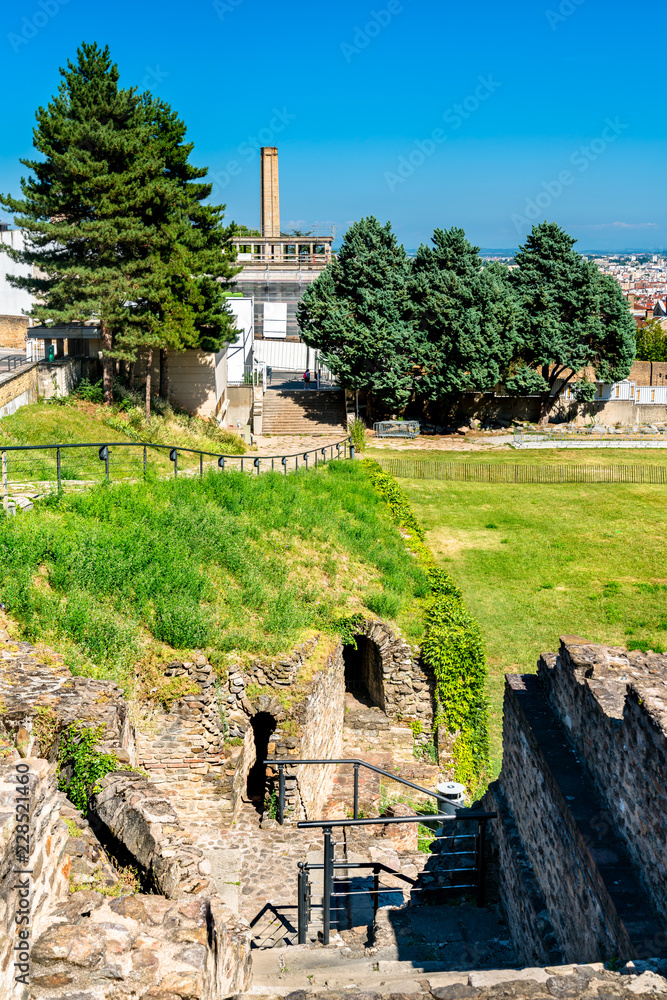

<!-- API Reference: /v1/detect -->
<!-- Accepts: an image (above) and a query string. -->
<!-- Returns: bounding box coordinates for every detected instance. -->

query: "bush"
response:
[152,595,213,649]
[73,378,104,403]
[58,722,127,812]
[349,418,367,452]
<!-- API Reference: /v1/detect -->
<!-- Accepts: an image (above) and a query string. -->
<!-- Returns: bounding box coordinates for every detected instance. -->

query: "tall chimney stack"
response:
[260,147,280,238]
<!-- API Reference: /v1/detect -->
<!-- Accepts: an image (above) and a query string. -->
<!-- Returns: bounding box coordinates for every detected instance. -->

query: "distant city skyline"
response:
[0,0,665,251]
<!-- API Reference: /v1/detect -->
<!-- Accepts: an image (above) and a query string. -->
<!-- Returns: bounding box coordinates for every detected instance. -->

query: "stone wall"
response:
[0,315,28,349]
[539,638,667,928]
[354,620,435,724]
[496,674,642,962]
[0,635,135,766]
[36,357,95,399]
[29,891,252,1000]
[0,364,38,418]
[0,759,71,1000]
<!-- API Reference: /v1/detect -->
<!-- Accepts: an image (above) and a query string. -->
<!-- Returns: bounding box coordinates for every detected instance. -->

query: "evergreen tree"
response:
[297,217,415,412]
[0,43,177,404]
[508,222,636,421]
[409,228,519,400]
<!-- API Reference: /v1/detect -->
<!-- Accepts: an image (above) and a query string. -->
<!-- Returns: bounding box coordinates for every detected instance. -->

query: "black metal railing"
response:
[0,354,34,376]
[265,757,451,825]
[295,813,495,944]
[264,757,496,945]
[1,437,353,508]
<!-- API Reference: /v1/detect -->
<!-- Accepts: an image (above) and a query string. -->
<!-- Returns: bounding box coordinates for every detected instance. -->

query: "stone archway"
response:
[343,635,386,710]
[246,711,277,813]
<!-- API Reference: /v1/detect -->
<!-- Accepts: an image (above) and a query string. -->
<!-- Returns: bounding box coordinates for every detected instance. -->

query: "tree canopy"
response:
[0,42,238,410]
[298,217,635,419]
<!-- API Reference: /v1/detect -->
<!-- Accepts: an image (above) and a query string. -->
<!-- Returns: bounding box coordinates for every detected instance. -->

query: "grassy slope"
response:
[401,473,667,774]
[0,462,427,703]
[0,398,246,482]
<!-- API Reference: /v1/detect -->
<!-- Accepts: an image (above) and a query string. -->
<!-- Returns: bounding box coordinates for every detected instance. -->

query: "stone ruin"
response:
[1,616,667,999]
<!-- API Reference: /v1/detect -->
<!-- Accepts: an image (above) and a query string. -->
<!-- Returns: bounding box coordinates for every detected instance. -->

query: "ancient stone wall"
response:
[539,639,667,927]
[482,783,563,968]
[0,759,71,1000]
[29,891,252,1000]
[495,674,636,964]
[0,637,135,765]
[355,620,435,724]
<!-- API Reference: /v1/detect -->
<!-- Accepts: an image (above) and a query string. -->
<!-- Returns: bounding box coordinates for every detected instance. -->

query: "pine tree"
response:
[409,228,519,401]
[508,222,635,421]
[0,43,178,404]
[297,217,415,412]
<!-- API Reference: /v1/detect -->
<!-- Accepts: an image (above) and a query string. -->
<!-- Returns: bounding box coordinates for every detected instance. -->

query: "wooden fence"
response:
[378,459,667,484]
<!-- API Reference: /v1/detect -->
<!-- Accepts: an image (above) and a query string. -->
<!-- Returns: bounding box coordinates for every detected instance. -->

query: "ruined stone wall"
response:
[482,783,563,968]
[357,620,435,724]
[539,639,667,927]
[0,759,70,1000]
[497,674,635,964]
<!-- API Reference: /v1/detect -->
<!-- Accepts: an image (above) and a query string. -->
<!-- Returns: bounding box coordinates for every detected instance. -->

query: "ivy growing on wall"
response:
[57,722,128,812]
[361,460,490,788]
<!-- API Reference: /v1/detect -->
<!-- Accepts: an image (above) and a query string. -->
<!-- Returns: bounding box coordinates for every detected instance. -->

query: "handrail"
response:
[265,756,450,825]
[296,812,496,828]
[1,436,352,508]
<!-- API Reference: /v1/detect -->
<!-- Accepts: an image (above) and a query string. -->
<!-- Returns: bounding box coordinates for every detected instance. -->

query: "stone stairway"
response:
[262,389,347,434]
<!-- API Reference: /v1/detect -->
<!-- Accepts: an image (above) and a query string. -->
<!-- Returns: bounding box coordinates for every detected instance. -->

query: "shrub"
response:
[73,378,104,404]
[152,595,212,649]
[349,418,367,452]
[58,722,126,812]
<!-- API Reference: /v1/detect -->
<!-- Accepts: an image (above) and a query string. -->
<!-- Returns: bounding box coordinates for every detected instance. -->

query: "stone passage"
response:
[343,635,385,709]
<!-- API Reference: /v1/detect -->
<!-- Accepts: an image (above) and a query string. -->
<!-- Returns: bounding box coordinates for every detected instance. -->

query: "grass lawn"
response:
[365,446,667,467]
[400,471,667,775]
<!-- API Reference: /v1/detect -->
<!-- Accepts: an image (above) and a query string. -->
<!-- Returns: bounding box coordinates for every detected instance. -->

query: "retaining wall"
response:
[0,364,37,418]
[0,759,71,1000]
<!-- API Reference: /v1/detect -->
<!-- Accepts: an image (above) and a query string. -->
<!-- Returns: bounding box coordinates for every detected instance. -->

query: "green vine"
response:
[57,722,128,812]
[361,460,490,789]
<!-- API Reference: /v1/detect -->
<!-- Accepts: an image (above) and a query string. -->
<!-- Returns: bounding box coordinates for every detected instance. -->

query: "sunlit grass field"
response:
[401,473,667,774]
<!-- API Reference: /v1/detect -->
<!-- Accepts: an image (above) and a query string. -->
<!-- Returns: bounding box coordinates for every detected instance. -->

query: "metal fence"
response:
[373,420,420,439]
[378,458,667,484]
[1,437,353,509]
[514,426,667,448]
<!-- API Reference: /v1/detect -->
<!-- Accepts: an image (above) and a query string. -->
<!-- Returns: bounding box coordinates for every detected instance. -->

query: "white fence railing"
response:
[561,381,667,405]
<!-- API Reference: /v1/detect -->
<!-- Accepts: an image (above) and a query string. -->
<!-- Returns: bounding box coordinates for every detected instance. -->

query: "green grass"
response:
[0,462,427,700]
[400,476,667,774]
[0,395,246,483]
[366,446,667,467]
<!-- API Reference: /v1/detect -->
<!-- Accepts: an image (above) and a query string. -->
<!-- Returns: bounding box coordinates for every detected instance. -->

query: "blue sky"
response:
[1,0,665,250]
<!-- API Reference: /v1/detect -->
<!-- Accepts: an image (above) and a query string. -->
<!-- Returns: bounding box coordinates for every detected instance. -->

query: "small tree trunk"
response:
[538,393,555,425]
[145,347,153,422]
[101,322,114,406]
[129,361,135,391]
[159,348,169,400]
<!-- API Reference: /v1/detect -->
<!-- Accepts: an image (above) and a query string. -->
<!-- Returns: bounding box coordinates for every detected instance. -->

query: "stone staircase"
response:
[262,389,347,434]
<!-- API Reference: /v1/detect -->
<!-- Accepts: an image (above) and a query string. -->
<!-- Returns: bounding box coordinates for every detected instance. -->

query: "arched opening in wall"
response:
[343,636,386,711]
[246,711,277,814]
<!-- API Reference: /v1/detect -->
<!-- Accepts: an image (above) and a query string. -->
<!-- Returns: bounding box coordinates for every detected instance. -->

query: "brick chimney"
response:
[260,147,280,238]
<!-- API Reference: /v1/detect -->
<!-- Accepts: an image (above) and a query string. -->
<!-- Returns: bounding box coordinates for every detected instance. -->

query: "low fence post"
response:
[218,455,225,472]
[322,827,334,946]
[56,447,61,492]
[143,445,147,478]
[2,451,7,511]
[169,448,178,478]
[350,444,355,460]
[254,457,260,475]
[98,445,109,482]
[297,863,309,945]
[304,452,309,471]
[200,452,203,478]
[373,865,380,916]
[281,456,287,476]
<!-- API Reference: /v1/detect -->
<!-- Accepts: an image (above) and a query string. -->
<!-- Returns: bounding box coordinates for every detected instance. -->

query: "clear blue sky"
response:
[1,0,664,251]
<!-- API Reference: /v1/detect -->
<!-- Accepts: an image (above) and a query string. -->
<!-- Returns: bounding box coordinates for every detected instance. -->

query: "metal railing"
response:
[264,757,495,945]
[0,354,35,376]
[513,425,667,448]
[295,813,494,945]
[1,437,353,510]
[373,420,421,439]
